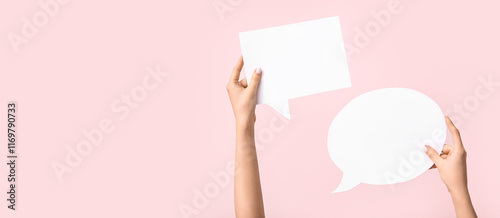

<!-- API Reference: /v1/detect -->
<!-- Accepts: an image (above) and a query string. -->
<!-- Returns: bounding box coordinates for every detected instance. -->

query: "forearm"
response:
[234,122,265,218]
[450,187,477,218]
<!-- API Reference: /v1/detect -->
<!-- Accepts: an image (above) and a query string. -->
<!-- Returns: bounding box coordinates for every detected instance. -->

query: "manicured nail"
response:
[256,67,262,74]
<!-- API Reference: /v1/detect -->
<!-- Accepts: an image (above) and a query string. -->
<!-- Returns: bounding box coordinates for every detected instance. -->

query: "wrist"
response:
[235,114,255,129]
[236,118,253,129]
[448,185,469,198]
[236,120,254,138]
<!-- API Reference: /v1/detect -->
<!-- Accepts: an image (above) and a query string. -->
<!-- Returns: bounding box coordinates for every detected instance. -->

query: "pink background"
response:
[1,0,500,217]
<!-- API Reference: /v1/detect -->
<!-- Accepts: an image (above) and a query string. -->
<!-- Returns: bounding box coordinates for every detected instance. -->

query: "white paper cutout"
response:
[239,16,351,119]
[328,88,446,193]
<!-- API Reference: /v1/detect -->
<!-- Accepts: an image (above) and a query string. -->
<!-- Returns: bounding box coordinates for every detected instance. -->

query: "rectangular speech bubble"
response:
[239,16,352,119]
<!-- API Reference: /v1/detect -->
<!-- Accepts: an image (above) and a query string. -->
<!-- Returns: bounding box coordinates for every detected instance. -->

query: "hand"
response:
[426,116,468,193]
[226,56,262,127]
[227,56,266,218]
[426,116,477,218]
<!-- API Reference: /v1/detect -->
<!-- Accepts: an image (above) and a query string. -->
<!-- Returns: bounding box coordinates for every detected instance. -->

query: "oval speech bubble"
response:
[328,88,446,193]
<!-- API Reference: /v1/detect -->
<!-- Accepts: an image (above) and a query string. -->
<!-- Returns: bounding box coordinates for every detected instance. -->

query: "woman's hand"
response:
[426,116,477,218]
[226,56,262,128]
[426,116,468,193]
[227,56,265,218]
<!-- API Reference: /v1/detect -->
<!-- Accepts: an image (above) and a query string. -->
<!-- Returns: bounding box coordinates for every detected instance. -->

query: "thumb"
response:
[248,67,262,92]
[425,145,443,165]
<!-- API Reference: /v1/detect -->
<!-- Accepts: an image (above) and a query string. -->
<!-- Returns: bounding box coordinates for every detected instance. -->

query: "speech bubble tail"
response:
[268,100,291,120]
[332,174,361,193]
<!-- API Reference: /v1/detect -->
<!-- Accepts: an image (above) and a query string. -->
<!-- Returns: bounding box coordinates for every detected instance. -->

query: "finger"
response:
[230,56,244,83]
[442,144,452,154]
[445,116,464,150]
[239,78,248,88]
[248,67,262,92]
[440,154,448,159]
[425,145,443,165]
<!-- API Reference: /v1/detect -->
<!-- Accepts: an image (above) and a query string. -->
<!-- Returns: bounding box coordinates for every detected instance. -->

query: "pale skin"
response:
[226,56,476,218]
[426,116,477,218]
[226,56,264,218]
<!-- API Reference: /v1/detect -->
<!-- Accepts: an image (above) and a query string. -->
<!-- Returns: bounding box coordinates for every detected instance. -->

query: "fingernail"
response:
[422,145,429,152]
[256,67,262,74]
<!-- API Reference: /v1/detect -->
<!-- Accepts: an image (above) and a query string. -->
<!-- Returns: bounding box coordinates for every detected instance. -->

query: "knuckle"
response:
[456,147,466,154]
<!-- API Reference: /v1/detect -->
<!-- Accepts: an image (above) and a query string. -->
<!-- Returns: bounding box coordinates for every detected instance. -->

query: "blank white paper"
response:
[239,16,351,119]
